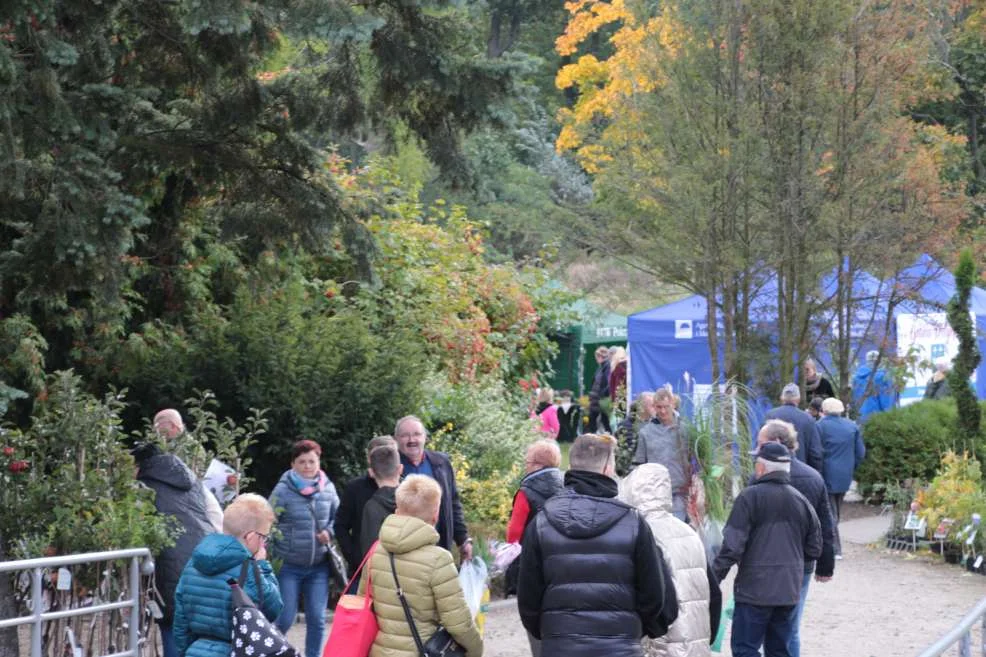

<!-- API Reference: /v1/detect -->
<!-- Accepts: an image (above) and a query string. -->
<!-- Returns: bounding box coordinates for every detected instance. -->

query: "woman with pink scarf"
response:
[269,440,339,657]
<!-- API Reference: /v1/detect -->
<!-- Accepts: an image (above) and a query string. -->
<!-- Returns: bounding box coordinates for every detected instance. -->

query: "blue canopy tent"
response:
[628,255,986,407]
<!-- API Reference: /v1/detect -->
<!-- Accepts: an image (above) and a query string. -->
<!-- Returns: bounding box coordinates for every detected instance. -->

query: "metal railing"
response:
[0,548,151,657]
[916,596,986,657]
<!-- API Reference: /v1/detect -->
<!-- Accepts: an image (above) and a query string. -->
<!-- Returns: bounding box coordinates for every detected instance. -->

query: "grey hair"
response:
[935,358,950,373]
[759,419,798,451]
[393,415,427,438]
[780,383,801,403]
[758,458,791,474]
[804,357,817,369]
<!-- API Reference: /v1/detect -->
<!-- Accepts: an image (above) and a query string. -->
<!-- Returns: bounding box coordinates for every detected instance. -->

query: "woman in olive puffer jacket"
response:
[359,475,482,657]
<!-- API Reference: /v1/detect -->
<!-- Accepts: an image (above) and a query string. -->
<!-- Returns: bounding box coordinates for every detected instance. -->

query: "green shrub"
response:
[855,399,986,492]
[419,374,539,481]
[0,371,173,558]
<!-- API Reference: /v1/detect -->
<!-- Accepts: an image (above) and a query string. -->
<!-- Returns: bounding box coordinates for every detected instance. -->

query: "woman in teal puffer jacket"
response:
[174,494,284,657]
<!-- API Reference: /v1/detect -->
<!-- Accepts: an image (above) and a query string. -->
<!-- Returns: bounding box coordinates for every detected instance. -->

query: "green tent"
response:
[547,300,627,397]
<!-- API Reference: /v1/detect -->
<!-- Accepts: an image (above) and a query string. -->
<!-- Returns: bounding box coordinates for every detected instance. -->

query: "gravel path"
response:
[291,508,986,657]
[482,511,986,657]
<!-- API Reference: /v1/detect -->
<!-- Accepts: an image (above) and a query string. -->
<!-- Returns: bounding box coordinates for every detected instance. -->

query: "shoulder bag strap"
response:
[343,539,379,595]
[389,552,427,657]
[237,558,265,609]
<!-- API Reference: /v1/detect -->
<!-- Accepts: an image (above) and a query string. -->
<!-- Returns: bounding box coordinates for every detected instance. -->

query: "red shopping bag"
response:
[322,541,379,657]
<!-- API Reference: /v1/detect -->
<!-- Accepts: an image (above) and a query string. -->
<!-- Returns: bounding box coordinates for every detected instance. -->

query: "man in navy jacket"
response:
[715,441,821,657]
[765,383,824,472]
[394,415,472,560]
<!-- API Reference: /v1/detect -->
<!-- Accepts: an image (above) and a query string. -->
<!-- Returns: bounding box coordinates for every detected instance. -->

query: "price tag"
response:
[147,600,164,620]
[975,556,983,570]
[56,568,71,591]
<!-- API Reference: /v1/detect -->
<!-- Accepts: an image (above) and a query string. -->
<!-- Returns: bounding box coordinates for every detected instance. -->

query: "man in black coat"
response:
[359,442,403,558]
[756,420,835,657]
[764,383,824,472]
[518,434,678,657]
[334,435,398,576]
[394,415,472,559]
[588,346,612,433]
[133,442,215,657]
[715,442,822,657]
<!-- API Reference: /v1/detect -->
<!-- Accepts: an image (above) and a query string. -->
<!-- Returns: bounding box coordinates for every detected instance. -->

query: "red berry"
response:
[2,447,14,456]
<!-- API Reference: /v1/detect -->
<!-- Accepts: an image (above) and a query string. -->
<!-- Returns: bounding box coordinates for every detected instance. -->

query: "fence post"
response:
[961,631,971,657]
[130,556,140,656]
[31,567,42,657]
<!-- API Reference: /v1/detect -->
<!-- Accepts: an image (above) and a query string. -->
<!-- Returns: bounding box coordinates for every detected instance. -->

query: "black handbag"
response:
[228,559,301,657]
[388,553,466,657]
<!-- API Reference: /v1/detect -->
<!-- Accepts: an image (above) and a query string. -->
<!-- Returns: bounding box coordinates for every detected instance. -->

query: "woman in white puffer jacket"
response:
[621,463,721,657]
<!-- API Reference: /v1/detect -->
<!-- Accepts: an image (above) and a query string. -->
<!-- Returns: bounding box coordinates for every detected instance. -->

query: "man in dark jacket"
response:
[588,346,612,433]
[133,442,216,657]
[518,434,678,657]
[755,420,835,657]
[764,383,824,472]
[334,435,396,576]
[715,442,822,657]
[394,415,472,559]
[359,442,403,557]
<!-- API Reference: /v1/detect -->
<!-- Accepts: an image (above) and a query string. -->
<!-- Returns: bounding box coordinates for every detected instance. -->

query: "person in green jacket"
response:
[359,475,483,657]
[173,494,284,657]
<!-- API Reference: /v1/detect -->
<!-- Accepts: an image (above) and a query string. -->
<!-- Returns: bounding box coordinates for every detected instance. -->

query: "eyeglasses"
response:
[249,531,269,543]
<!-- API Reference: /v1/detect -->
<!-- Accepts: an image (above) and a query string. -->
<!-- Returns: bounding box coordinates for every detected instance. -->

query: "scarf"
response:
[288,470,328,497]
[535,401,552,415]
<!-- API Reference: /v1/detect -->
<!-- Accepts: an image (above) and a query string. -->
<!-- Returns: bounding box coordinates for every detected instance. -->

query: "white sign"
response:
[896,312,975,406]
[674,320,694,340]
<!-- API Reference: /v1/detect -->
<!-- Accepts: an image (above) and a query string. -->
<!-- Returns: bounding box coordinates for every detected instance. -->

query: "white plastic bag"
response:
[491,541,522,576]
[457,557,488,619]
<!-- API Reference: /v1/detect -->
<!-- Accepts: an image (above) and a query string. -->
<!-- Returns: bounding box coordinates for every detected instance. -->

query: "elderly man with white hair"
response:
[817,398,866,558]
[764,383,824,473]
[924,358,952,400]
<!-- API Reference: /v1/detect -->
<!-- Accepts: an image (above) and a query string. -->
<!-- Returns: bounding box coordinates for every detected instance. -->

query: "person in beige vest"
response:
[621,463,721,657]
[359,475,483,657]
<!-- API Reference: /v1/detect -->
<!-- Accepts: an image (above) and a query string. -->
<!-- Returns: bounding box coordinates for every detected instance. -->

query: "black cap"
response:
[749,441,791,463]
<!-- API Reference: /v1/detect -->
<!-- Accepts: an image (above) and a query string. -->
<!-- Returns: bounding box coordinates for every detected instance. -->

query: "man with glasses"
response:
[393,415,472,560]
[518,434,678,657]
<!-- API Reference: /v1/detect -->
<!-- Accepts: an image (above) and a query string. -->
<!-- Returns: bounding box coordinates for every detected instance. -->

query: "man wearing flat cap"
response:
[713,440,822,657]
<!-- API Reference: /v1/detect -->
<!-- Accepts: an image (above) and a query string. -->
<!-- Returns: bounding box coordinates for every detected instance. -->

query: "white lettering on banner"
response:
[594,326,627,338]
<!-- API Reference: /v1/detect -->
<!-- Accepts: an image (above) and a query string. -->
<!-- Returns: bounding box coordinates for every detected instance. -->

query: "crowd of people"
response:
[136,347,881,657]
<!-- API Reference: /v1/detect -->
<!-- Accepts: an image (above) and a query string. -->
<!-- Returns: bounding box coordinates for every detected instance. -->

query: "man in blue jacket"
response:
[394,415,473,560]
[714,442,821,657]
[765,383,824,473]
[173,494,283,657]
[817,397,866,557]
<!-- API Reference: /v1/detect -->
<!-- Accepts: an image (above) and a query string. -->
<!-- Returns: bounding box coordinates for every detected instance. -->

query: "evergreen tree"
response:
[947,249,982,442]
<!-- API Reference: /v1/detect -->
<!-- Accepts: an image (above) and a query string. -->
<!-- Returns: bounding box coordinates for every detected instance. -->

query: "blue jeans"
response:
[731,602,797,657]
[160,624,177,657]
[787,571,812,657]
[275,563,330,657]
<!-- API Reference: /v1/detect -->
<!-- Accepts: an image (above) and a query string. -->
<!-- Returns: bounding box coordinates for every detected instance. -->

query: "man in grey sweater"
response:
[632,388,691,522]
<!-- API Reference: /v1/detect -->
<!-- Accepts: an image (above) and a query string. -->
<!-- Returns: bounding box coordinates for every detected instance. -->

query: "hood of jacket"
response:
[544,491,632,540]
[379,514,439,555]
[189,533,252,576]
[138,453,197,492]
[620,463,672,516]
